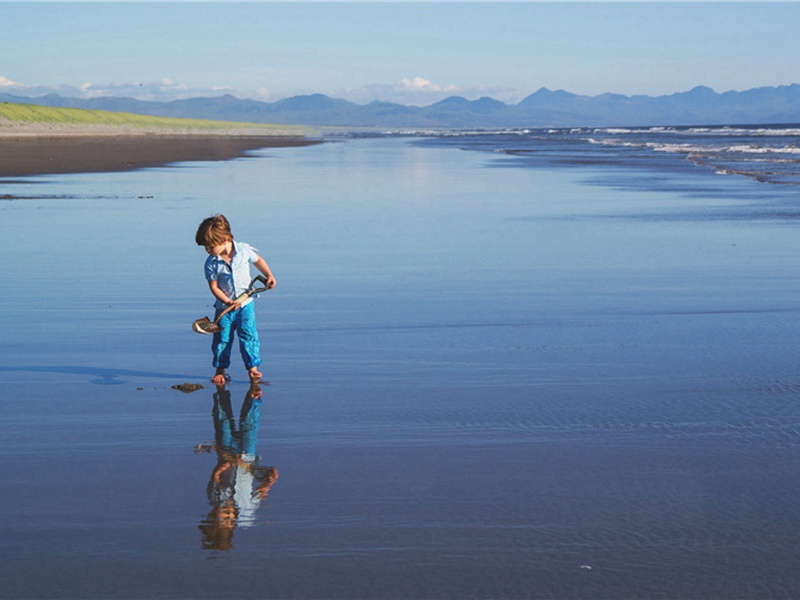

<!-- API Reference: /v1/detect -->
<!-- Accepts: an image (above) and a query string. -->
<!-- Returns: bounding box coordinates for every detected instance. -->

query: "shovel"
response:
[192,275,271,334]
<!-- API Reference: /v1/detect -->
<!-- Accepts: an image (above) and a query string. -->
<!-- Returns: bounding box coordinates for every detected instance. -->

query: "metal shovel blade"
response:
[192,317,222,334]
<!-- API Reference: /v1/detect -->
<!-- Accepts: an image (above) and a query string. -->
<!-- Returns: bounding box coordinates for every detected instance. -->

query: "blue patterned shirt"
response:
[204,241,260,309]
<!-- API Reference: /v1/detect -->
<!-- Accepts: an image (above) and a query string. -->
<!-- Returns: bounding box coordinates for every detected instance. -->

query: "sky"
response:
[2,2,800,106]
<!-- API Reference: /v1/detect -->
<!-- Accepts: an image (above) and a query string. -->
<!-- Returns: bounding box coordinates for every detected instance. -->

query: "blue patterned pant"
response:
[212,388,261,458]
[211,302,262,370]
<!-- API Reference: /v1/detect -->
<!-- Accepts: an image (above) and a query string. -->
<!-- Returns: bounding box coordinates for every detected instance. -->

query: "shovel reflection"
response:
[196,381,278,551]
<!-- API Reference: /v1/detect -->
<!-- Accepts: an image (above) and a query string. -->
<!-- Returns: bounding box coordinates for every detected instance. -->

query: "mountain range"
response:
[3,84,800,128]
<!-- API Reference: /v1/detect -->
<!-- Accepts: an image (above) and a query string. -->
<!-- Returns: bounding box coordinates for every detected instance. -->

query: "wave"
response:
[592,125,800,137]
[646,143,800,156]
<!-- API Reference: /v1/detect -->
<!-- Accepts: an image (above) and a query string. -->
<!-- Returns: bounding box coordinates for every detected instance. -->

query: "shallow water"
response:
[2,137,800,598]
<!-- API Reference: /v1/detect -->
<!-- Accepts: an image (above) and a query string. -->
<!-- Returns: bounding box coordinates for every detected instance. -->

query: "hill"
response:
[0,102,312,136]
[3,84,800,128]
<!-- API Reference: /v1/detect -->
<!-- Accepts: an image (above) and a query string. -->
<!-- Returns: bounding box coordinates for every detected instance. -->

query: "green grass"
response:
[0,102,303,133]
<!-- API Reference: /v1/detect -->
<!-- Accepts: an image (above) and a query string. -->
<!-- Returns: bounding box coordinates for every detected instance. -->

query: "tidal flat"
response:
[1,134,800,598]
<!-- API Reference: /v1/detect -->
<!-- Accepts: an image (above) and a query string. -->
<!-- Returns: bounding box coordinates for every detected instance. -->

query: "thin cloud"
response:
[80,79,208,101]
[1,74,519,106]
[0,75,267,102]
[345,76,521,106]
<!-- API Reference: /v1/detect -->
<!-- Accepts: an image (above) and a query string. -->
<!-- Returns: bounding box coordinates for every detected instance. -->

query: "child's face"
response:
[204,242,228,257]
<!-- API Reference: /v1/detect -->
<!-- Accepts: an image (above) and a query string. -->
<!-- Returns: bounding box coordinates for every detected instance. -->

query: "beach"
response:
[2,130,800,598]
[0,129,320,178]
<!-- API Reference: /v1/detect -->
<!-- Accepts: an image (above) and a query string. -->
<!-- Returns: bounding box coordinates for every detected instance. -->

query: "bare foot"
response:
[211,370,227,386]
[248,368,262,382]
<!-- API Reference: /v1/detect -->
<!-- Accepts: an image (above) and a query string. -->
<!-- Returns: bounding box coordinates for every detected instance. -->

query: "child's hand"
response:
[266,275,276,289]
[227,299,243,310]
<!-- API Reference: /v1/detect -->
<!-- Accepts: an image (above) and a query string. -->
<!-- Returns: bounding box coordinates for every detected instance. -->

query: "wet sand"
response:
[0,132,320,178]
[2,136,800,598]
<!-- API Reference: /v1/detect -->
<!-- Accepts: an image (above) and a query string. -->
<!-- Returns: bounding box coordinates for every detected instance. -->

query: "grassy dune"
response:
[0,102,309,135]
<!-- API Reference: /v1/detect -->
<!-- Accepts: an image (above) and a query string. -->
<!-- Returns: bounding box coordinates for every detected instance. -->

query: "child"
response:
[195,214,276,385]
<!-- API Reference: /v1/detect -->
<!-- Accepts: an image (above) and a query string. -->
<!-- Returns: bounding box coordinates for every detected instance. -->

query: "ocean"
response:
[407,123,800,185]
[1,126,800,598]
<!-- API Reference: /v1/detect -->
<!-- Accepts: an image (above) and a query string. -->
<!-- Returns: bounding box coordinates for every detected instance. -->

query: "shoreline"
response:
[0,129,321,178]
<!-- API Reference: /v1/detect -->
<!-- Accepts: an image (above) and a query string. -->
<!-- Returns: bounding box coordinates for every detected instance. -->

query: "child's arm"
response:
[253,255,276,289]
[208,279,237,307]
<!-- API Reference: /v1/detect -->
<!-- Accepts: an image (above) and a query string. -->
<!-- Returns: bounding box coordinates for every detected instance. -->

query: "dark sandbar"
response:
[0,134,321,178]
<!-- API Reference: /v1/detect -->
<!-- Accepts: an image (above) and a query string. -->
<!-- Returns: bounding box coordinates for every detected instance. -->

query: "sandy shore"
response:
[0,129,320,178]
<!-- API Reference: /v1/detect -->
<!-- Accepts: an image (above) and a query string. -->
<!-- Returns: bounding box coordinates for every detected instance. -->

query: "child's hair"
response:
[196,214,233,246]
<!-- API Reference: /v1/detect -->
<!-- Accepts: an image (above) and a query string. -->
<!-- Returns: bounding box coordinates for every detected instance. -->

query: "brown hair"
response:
[196,214,233,246]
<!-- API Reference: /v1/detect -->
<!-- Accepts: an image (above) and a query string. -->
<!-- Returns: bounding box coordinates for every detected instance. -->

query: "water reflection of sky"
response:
[3,138,800,597]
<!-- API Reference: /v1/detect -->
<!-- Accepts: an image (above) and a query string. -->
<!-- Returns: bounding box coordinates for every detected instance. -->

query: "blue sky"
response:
[2,2,800,105]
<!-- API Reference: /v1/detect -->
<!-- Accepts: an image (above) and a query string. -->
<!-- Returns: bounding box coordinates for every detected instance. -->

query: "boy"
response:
[195,214,276,385]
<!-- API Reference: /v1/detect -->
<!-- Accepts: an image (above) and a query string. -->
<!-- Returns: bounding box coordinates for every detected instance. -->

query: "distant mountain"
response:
[3,84,800,128]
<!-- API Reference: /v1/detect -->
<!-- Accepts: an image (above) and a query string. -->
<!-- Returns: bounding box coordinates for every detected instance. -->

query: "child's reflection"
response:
[197,381,278,550]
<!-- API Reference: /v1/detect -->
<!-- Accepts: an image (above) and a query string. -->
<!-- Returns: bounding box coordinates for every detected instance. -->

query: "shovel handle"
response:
[213,276,271,323]
[248,275,272,295]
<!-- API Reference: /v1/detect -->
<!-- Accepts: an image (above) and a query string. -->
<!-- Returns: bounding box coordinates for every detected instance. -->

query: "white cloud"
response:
[0,76,21,88]
[254,87,271,100]
[398,77,444,93]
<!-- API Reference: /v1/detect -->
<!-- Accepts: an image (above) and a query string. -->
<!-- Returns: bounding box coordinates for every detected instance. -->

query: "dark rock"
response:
[172,383,204,393]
